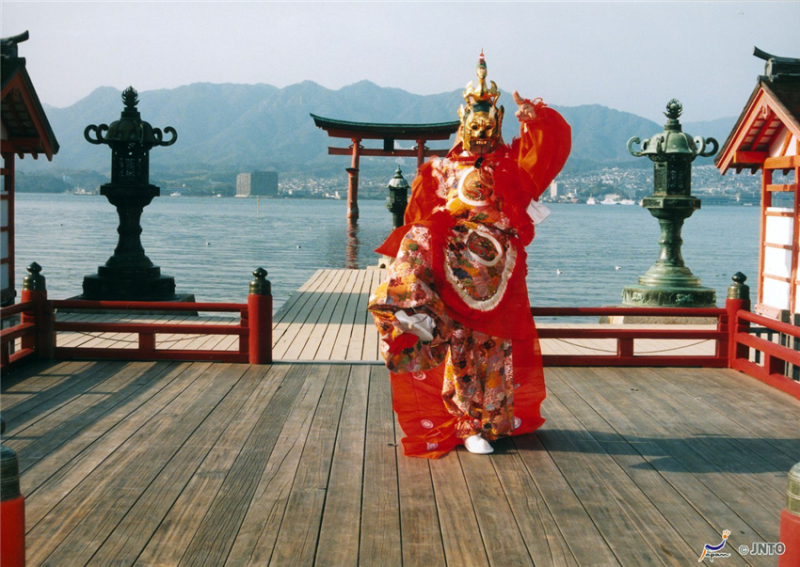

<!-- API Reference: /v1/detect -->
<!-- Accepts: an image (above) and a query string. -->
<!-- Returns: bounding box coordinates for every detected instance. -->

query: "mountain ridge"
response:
[21,81,736,176]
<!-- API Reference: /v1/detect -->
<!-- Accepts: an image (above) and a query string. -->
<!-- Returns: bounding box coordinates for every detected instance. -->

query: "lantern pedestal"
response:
[82,184,176,301]
[622,197,716,308]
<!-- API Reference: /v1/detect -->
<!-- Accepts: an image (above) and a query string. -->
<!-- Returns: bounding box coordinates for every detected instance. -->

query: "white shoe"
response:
[464,434,493,454]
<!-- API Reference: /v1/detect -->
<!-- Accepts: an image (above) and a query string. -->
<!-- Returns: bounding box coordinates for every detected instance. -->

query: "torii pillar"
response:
[416,139,426,175]
[346,138,361,219]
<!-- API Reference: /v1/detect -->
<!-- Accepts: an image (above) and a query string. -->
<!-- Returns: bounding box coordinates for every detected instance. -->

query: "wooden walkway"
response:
[2,359,798,566]
[53,268,718,362]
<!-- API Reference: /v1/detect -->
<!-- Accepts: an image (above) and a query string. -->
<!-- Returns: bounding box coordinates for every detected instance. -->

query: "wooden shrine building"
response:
[1,31,59,306]
[716,47,800,320]
[311,114,459,220]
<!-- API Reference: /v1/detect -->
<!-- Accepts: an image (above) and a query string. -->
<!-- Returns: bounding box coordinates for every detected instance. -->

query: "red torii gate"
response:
[310,114,459,220]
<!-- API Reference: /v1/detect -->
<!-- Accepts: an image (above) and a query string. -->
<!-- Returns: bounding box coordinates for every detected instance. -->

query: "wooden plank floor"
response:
[272,269,718,361]
[2,359,797,566]
[51,269,719,362]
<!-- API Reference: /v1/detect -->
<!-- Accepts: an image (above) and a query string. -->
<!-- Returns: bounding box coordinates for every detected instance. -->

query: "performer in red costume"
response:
[368,53,571,458]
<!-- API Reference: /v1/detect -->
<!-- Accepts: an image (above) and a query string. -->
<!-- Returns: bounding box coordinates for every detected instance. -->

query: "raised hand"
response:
[513,90,541,122]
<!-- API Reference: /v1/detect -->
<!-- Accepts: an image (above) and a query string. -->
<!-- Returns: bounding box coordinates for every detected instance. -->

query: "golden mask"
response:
[459,52,504,155]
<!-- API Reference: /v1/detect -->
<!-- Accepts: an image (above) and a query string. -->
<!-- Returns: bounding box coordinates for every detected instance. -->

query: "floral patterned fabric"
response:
[442,322,516,440]
[369,107,571,458]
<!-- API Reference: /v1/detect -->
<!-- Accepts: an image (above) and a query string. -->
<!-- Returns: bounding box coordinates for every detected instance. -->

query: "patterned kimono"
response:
[368,107,571,458]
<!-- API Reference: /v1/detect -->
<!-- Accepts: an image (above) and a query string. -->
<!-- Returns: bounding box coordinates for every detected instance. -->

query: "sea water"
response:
[13,193,760,313]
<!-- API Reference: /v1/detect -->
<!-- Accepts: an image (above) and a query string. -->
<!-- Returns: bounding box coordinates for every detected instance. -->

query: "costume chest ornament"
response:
[443,223,517,312]
[457,166,492,206]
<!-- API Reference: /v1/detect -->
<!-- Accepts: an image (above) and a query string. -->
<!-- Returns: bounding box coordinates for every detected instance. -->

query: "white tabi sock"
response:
[464,434,493,454]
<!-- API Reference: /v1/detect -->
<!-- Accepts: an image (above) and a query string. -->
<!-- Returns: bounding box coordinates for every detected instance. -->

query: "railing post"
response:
[779,462,800,566]
[21,262,54,359]
[0,415,26,567]
[239,309,249,356]
[617,338,634,359]
[248,268,272,365]
[725,272,751,368]
[140,333,155,355]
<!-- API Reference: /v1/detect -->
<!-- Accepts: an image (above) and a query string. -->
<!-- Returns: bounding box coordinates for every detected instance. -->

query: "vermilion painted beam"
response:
[319,128,454,141]
[737,310,800,338]
[5,76,56,160]
[0,142,19,154]
[542,355,726,367]
[6,156,12,288]
[763,273,792,283]
[758,168,772,306]
[8,348,35,365]
[328,147,448,158]
[53,299,246,312]
[2,138,43,150]
[537,328,724,340]
[531,307,725,317]
[791,174,800,313]
[53,347,248,363]
[0,300,35,318]
[734,150,767,164]
[735,333,800,366]
[732,358,800,400]
[778,129,793,157]
[54,322,247,336]
[766,183,797,192]
[750,112,776,151]
[0,322,35,341]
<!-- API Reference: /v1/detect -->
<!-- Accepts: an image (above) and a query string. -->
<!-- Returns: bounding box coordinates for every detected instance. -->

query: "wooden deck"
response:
[53,268,718,362]
[2,358,798,566]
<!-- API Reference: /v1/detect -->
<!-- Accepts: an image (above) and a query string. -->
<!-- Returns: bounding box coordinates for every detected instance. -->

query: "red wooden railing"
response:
[51,299,251,364]
[533,306,728,367]
[732,310,800,399]
[0,267,272,372]
[2,266,799,400]
[0,299,37,369]
[527,294,800,400]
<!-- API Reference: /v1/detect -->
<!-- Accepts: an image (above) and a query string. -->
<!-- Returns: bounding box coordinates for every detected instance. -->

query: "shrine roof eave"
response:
[1,58,59,160]
[715,76,800,175]
[310,113,459,140]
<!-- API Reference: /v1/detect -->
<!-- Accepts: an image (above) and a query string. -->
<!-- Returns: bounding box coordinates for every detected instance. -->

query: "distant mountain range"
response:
[22,81,737,177]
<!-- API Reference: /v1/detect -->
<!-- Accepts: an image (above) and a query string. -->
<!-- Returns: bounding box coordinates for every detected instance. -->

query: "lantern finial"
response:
[664,99,682,120]
[122,86,139,109]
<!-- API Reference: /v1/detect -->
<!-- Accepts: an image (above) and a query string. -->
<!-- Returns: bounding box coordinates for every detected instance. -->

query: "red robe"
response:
[369,107,571,458]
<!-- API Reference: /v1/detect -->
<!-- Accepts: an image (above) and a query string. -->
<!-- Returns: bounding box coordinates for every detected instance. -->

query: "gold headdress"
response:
[461,51,500,112]
[458,51,504,155]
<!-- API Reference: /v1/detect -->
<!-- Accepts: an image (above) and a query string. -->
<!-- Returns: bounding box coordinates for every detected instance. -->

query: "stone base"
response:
[599,314,719,325]
[61,293,197,316]
[82,273,176,302]
[621,284,716,309]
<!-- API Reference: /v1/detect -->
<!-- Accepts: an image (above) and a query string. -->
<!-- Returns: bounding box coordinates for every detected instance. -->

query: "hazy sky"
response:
[3,1,799,122]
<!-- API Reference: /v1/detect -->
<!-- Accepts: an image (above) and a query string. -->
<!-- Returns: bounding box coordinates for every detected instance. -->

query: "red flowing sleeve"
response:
[404,161,444,224]
[514,107,572,201]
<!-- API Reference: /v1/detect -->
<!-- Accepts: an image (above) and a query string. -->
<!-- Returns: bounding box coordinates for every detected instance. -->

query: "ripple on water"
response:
[15,194,760,315]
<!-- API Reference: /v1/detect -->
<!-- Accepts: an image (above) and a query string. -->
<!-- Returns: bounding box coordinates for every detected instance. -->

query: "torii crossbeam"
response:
[311,114,459,220]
